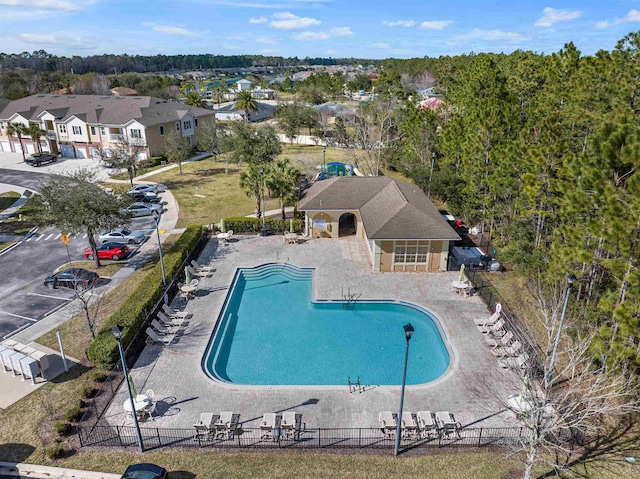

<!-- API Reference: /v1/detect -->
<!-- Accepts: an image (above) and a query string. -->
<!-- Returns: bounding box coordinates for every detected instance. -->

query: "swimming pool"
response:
[202,263,451,386]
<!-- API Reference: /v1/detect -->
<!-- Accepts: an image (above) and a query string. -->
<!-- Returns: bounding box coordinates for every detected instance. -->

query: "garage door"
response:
[25,143,36,155]
[60,144,74,157]
[75,146,87,158]
[0,141,9,152]
[11,142,22,153]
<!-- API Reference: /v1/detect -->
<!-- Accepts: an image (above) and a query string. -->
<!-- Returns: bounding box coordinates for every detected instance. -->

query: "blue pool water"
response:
[203,264,451,386]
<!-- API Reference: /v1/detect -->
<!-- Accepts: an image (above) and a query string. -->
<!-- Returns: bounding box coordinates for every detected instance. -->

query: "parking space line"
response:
[82,234,87,238]
[0,310,38,322]
[27,292,73,301]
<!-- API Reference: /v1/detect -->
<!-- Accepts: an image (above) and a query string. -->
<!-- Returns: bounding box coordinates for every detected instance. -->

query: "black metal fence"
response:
[78,424,531,451]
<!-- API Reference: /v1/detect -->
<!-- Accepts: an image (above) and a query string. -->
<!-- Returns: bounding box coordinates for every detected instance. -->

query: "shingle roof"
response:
[312,101,354,117]
[298,177,459,240]
[0,94,214,127]
[214,101,276,113]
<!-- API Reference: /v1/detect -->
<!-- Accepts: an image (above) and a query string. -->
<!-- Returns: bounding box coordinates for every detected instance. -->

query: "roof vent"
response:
[68,95,75,98]
[37,95,45,97]
[116,96,124,99]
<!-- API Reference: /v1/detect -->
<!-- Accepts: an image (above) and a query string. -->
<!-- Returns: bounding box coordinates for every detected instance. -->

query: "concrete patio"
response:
[105,234,521,431]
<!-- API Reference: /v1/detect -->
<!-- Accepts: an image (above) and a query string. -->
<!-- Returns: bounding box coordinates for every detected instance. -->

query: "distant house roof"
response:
[215,101,275,114]
[0,94,214,127]
[110,87,138,96]
[418,97,445,111]
[312,101,354,117]
[236,79,251,85]
[298,177,460,240]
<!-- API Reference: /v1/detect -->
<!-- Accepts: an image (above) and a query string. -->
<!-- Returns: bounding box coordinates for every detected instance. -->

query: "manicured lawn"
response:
[0,191,20,210]
[59,261,125,277]
[0,195,40,236]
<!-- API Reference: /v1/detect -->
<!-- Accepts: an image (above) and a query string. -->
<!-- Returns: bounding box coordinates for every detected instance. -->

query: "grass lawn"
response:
[0,195,40,237]
[0,191,20,210]
[58,261,125,277]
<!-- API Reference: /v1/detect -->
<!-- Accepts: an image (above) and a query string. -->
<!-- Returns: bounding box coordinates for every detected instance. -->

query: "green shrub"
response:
[80,384,97,399]
[223,216,304,234]
[54,420,72,436]
[89,369,108,382]
[64,404,83,422]
[87,225,203,367]
[45,442,64,459]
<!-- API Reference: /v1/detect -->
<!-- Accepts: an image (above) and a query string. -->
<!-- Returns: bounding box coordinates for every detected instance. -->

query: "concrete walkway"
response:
[0,461,119,479]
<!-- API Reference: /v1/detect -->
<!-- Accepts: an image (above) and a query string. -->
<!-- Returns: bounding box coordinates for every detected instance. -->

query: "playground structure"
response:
[318,161,353,180]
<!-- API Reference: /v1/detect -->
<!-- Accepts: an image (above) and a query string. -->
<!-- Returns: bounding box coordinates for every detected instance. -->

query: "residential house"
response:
[213,101,276,122]
[110,87,138,96]
[298,177,460,272]
[312,101,355,124]
[0,94,215,159]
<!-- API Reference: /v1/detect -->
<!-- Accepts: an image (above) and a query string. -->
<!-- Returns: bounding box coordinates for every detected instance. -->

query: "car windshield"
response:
[121,230,131,235]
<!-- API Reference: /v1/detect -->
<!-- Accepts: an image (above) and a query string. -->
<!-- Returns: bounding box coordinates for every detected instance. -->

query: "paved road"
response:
[0,167,56,191]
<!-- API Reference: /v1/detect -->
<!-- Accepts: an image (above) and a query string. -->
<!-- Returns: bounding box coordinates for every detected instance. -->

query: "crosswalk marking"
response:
[25,237,33,242]
[54,233,61,240]
[44,234,54,240]
[35,235,44,241]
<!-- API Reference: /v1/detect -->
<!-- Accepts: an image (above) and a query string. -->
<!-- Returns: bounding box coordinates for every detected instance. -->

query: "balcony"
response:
[109,134,124,143]
[46,130,57,139]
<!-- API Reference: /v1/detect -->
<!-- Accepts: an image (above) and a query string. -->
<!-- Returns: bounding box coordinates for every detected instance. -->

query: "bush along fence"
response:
[221,216,304,235]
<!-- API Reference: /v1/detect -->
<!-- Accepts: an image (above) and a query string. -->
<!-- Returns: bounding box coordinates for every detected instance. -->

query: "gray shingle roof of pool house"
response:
[298,177,460,272]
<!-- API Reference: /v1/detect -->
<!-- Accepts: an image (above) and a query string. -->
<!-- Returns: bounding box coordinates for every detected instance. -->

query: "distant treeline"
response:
[0,50,382,74]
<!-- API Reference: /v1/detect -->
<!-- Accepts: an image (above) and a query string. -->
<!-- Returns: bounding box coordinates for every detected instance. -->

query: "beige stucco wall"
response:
[307,210,362,238]
[374,239,451,273]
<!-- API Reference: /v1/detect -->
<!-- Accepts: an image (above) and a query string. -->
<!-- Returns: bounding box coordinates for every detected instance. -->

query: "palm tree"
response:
[211,83,227,107]
[183,90,206,108]
[266,158,300,220]
[27,122,47,153]
[239,164,263,218]
[235,90,258,123]
[6,122,28,161]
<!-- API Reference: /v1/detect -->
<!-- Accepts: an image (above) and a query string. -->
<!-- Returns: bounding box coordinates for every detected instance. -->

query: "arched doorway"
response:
[339,213,357,237]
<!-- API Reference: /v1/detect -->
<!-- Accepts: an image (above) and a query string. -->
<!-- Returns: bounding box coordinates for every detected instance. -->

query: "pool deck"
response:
[105,235,521,431]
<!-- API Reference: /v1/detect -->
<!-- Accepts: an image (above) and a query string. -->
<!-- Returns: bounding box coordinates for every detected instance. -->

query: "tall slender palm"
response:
[6,122,28,161]
[266,158,300,220]
[27,122,47,153]
[235,90,258,123]
[212,83,227,107]
[183,90,206,108]
[239,164,263,218]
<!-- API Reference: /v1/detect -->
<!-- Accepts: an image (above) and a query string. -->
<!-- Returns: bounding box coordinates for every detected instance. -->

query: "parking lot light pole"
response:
[112,324,143,453]
[154,217,167,292]
[260,166,267,236]
[322,145,326,179]
[547,273,577,384]
[394,323,414,456]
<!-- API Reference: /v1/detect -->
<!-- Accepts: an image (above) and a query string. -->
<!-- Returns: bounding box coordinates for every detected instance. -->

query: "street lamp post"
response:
[547,274,577,383]
[112,324,143,452]
[394,323,415,456]
[427,152,435,200]
[259,166,267,236]
[322,145,327,179]
[155,217,167,293]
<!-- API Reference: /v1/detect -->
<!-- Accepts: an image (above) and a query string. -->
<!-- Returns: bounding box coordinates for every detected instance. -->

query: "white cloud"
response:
[260,48,280,54]
[382,20,415,27]
[616,10,640,24]
[249,16,267,24]
[270,12,321,29]
[0,0,81,11]
[19,32,94,49]
[330,27,353,37]
[142,23,197,36]
[326,49,338,55]
[534,7,581,27]
[226,35,244,41]
[224,44,242,50]
[370,42,390,49]
[294,31,329,40]
[420,20,453,30]
[205,0,330,7]
[459,29,526,42]
[256,36,276,44]
[594,20,610,29]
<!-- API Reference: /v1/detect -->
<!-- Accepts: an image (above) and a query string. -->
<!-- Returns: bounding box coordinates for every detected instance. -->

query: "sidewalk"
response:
[0,461,119,479]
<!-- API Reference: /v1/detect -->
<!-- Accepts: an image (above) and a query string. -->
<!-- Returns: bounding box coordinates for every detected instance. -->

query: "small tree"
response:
[33,169,132,268]
[7,122,28,161]
[235,90,258,123]
[224,122,281,166]
[92,138,146,187]
[239,164,263,218]
[162,128,191,175]
[277,102,303,144]
[196,119,223,165]
[183,90,206,108]
[266,158,300,219]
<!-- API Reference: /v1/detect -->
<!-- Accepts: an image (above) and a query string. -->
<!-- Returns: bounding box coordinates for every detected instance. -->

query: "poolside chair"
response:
[158,311,185,327]
[191,259,214,273]
[417,411,437,438]
[224,230,233,242]
[140,400,157,421]
[378,411,397,439]
[498,353,529,370]
[260,412,278,440]
[187,264,210,279]
[477,317,506,335]
[484,330,514,348]
[435,411,462,438]
[490,340,522,358]
[162,303,189,319]
[474,303,502,326]
[401,411,419,439]
[145,327,176,345]
[281,411,303,440]
[150,318,180,335]
[214,411,238,439]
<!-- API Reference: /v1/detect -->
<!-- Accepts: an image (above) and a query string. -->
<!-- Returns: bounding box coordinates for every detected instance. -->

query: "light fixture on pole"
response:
[155,217,167,293]
[112,324,143,452]
[322,145,327,179]
[427,152,435,200]
[394,322,415,456]
[259,166,267,237]
[547,273,577,383]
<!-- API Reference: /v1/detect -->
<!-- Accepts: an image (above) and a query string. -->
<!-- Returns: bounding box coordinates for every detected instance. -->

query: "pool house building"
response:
[298,177,460,272]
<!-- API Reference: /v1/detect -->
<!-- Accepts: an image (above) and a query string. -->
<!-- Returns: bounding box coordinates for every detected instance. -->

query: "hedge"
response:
[223,216,304,234]
[86,225,203,367]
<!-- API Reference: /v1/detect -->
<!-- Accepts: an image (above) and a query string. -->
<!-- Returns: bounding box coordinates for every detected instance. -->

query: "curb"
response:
[0,461,120,479]
[0,226,38,258]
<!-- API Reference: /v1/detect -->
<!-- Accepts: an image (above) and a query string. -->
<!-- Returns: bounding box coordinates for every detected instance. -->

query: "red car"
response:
[84,242,130,261]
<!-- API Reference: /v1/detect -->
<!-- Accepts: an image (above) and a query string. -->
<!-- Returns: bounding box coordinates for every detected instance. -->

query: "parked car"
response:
[128,183,167,194]
[124,202,163,218]
[84,242,130,261]
[44,268,99,290]
[127,190,160,203]
[26,153,57,167]
[121,463,167,479]
[99,228,146,244]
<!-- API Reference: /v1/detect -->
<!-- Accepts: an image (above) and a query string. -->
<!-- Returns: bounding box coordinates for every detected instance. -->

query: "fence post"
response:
[77,426,84,447]
[318,428,321,448]
[157,427,161,446]
[478,427,482,447]
[117,425,123,446]
[359,428,361,448]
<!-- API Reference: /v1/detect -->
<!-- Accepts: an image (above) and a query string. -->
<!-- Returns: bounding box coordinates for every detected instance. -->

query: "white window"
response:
[59,124,67,135]
[90,126,96,135]
[72,126,82,135]
[394,245,406,263]
[417,246,428,263]
[0,121,4,130]
[394,242,428,265]
[194,118,198,127]
[130,129,141,138]
[159,125,165,136]
[175,122,180,131]
[183,120,192,130]
[100,127,106,136]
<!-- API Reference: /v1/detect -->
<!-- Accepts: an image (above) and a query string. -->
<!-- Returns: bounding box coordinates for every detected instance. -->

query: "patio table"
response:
[123,394,150,413]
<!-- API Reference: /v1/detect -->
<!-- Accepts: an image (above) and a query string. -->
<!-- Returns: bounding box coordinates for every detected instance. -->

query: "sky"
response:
[1,1,640,59]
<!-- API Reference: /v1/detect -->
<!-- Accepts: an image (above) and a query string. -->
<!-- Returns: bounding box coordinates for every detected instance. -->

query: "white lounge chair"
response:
[498,353,529,370]
[417,411,437,438]
[478,317,506,335]
[187,264,210,279]
[191,260,214,273]
[281,411,303,440]
[260,412,278,439]
[224,230,233,242]
[401,411,419,439]
[435,411,461,438]
[214,411,238,439]
[378,411,397,438]
[474,303,502,326]
[162,303,189,319]
[485,330,514,348]
[490,340,522,358]
[145,327,176,345]
[158,311,185,327]
[150,318,179,335]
